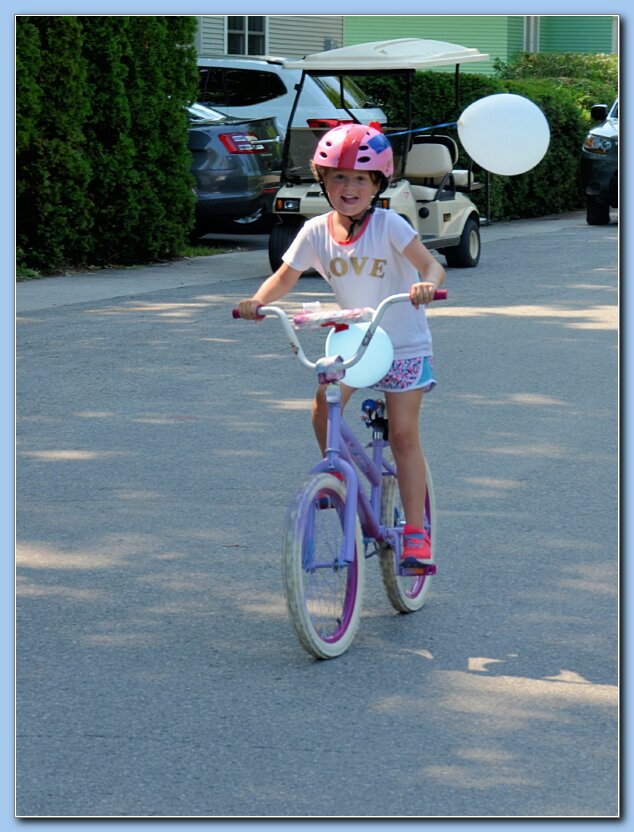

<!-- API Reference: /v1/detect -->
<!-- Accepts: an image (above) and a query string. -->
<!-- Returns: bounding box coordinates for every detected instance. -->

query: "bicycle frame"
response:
[310,383,396,567]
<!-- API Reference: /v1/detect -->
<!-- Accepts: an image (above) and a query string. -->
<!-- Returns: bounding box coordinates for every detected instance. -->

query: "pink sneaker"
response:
[401,525,432,570]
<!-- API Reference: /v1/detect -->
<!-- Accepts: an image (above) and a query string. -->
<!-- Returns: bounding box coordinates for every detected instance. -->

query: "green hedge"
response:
[16,16,199,275]
[494,51,618,114]
[360,51,617,222]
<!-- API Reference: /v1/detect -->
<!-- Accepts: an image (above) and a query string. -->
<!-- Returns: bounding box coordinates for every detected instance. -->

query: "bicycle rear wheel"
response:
[282,473,365,659]
[379,457,436,613]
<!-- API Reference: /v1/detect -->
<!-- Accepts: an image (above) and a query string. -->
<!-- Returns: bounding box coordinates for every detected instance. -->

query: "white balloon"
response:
[326,323,394,388]
[457,93,550,176]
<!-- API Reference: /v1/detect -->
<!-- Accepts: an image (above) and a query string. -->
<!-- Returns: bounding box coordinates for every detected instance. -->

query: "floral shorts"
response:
[371,355,436,393]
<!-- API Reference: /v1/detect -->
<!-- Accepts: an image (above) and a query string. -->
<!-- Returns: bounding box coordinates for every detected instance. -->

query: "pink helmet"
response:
[313,123,394,179]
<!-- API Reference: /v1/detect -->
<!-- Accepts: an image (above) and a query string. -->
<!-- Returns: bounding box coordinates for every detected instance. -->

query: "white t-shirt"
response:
[283,209,433,359]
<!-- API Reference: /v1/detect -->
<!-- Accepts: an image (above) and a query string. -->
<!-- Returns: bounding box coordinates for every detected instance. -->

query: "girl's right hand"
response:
[237,299,263,320]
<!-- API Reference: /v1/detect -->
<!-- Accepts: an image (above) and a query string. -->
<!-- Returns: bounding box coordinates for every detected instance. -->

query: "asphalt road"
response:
[15,212,618,819]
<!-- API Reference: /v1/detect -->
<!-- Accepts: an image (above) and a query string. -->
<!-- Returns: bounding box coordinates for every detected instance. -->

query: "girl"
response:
[237,123,445,569]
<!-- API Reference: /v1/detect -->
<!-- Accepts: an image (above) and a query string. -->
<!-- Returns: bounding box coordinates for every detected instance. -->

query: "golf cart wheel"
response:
[269,222,304,272]
[586,197,610,226]
[443,215,481,268]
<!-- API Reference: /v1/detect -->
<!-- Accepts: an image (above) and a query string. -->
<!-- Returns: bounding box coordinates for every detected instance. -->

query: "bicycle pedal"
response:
[400,561,436,577]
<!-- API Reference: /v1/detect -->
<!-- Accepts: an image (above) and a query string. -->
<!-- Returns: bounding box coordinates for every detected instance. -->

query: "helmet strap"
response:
[319,173,386,241]
[345,189,384,241]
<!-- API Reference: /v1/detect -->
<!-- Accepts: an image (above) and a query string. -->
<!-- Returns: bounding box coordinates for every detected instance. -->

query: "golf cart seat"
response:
[404,134,483,199]
[404,136,458,201]
[452,168,485,192]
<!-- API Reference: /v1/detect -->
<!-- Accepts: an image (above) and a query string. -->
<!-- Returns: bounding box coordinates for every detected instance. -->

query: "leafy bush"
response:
[16,16,199,275]
[494,51,618,114]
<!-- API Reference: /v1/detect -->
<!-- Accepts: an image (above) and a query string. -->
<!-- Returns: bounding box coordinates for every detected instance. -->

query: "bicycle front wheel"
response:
[379,457,436,613]
[282,473,365,659]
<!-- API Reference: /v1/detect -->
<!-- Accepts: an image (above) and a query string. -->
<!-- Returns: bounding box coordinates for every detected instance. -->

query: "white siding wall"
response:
[198,15,226,55]
[268,15,344,59]
[196,15,343,58]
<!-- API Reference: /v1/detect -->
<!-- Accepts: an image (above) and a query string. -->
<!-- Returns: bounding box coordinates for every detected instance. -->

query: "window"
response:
[313,76,376,110]
[227,16,265,56]
[198,68,287,108]
[198,67,226,107]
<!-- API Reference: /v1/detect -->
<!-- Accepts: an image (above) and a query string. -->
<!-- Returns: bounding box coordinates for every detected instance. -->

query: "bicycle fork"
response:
[308,384,360,569]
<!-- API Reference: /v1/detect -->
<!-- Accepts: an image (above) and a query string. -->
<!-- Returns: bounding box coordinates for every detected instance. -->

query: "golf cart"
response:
[268,38,489,272]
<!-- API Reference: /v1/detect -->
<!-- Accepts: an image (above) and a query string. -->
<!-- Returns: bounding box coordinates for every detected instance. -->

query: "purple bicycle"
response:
[234,291,444,659]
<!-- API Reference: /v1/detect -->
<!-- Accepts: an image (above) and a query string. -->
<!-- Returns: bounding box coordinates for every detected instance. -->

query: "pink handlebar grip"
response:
[232,307,265,320]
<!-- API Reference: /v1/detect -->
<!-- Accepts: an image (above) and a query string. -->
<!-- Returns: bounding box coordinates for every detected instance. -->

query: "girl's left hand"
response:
[410,282,438,308]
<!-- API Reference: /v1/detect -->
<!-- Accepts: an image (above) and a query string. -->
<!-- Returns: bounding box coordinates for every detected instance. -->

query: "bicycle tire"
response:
[378,456,436,613]
[282,472,365,659]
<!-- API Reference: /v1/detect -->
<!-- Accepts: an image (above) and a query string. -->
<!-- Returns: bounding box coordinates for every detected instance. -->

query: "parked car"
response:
[196,55,386,138]
[581,98,618,225]
[187,102,282,237]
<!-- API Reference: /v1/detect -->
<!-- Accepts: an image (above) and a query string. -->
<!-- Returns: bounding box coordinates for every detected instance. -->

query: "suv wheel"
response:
[586,197,611,226]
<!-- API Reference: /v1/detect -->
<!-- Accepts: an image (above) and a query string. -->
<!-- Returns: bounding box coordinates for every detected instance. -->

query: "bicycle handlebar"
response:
[232,290,447,377]
[231,288,447,321]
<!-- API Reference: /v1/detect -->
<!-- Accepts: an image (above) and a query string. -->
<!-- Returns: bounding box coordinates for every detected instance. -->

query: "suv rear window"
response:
[198,67,288,108]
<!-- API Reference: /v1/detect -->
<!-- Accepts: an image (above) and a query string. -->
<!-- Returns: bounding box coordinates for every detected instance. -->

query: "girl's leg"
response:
[312,383,357,454]
[384,388,426,529]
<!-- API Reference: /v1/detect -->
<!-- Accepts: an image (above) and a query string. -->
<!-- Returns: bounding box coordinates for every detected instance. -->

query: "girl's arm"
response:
[237,262,303,319]
[403,236,446,308]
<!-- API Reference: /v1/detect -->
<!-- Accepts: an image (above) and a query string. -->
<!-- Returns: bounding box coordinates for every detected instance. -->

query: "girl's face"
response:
[322,168,380,218]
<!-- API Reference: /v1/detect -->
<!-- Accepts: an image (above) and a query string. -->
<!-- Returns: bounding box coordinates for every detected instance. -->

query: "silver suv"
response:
[197,55,386,137]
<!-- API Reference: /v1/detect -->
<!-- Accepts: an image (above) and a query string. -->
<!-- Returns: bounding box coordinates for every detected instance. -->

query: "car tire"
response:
[442,215,480,268]
[268,221,304,272]
[586,197,611,226]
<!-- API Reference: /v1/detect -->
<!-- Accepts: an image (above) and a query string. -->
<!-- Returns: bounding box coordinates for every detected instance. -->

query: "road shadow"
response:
[16,223,618,817]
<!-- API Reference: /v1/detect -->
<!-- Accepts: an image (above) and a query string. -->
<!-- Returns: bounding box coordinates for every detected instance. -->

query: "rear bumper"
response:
[194,181,279,223]
[195,193,270,221]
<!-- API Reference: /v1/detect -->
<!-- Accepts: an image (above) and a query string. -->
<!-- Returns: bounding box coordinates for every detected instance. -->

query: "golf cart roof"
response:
[285,38,489,73]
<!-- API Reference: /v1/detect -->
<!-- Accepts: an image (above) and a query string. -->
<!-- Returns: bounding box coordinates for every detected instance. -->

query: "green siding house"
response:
[343,15,618,74]
[538,15,617,53]
[343,15,522,74]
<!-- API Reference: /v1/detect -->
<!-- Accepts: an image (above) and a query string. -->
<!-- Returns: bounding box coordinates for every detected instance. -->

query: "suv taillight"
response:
[306,118,355,129]
[219,133,266,154]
